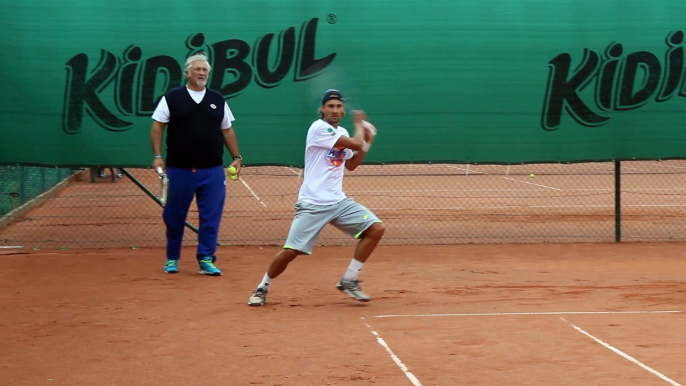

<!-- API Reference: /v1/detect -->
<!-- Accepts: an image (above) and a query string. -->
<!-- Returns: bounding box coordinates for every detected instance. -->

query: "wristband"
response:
[362,140,370,152]
[153,155,162,158]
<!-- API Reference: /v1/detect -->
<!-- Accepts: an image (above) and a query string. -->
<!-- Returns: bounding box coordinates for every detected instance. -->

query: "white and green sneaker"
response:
[336,279,371,302]
[248,288,268,306]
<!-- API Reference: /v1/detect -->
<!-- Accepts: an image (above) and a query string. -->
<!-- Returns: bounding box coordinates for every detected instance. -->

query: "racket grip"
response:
[160,175,168,207]
[156,166,164,175]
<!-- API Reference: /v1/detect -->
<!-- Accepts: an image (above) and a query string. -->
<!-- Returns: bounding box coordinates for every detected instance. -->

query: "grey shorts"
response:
[284,197,382,254]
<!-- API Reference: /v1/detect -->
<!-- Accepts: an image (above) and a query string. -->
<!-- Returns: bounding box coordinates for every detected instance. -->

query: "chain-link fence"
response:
[0,165,78,226]
[1,161,685,249]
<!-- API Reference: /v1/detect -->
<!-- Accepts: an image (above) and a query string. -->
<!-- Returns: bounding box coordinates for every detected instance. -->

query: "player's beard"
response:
[326,115,340,125]
[196,79,207,88]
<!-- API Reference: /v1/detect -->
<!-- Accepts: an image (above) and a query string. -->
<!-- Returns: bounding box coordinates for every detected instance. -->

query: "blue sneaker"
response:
[164,259,179,274]
[198,258,222,276]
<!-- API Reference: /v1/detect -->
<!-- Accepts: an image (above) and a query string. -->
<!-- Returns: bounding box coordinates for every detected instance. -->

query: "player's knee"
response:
[365,222,385,240]
[280,248,300,262]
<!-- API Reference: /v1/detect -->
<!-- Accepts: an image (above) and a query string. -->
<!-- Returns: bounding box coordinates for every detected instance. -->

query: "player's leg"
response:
[351,222,385,263]
[162,167,197,273]
[194,165,225,276]
[247,248,302,305]
[331,198,385,301]
[264,248,302,280]
[248,202,333,306]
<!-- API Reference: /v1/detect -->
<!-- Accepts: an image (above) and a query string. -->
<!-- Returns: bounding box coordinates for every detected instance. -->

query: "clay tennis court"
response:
[1,243,685,385]
[1,162,686,385]
[1,161,686,249]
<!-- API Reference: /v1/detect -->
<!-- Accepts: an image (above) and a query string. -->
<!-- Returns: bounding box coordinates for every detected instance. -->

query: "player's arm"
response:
[150,120,166,170]
[345,122,376,171]
[333,110,368,151]
[334,135,366,151]
[345,151,366,171]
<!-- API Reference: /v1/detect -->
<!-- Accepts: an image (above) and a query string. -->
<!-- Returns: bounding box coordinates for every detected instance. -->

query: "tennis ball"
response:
[227,166,237,175]
[529,173,535,178]
[229,174,238,181]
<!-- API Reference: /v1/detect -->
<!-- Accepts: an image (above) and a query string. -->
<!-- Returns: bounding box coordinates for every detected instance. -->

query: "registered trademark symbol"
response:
[327,14,337,24]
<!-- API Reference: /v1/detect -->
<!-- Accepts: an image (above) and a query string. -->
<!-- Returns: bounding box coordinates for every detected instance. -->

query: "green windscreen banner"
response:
[2,0,686,167]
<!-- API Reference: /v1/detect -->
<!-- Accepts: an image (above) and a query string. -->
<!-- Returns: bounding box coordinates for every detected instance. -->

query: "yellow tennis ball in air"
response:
[229,174,238,181]
[227,166,237,175]
[529,173,535,178]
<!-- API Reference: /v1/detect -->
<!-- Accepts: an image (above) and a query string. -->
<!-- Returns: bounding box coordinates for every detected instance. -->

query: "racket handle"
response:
[156,166,164,175]
[160,175,168,207]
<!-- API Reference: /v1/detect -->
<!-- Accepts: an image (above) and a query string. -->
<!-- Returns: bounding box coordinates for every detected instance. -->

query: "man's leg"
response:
[248,248,302,306]
[266,248,302,279]
[162,168,196,272]
[195,166,225,276]
[331,198,385,301]
[351,223,385,264]
[248,202,332,306]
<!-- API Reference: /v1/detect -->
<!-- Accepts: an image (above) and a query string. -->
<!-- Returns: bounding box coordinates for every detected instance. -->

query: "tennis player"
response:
[248,89,385,306]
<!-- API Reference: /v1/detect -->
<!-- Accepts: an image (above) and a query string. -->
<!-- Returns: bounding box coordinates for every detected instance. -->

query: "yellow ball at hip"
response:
[227,166,237,175]
[229,174,238,181]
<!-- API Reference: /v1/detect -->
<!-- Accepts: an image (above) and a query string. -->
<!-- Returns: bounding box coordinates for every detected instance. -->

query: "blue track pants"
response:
[163,166,226,261]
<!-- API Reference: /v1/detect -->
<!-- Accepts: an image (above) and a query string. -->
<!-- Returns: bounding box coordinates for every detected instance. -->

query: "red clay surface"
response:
[2,162,686,249]
[1,243,685,385]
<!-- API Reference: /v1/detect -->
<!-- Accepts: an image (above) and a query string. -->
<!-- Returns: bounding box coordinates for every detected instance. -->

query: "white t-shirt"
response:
[151,88,235,128]
[298,119,354,205]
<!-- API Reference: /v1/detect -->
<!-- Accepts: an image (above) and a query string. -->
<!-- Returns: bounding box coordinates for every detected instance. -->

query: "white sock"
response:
[258,273,273,291]
[342,259,364,281]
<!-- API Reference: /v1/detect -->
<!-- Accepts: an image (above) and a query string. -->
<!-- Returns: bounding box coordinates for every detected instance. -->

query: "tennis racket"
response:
[156,167,168,207]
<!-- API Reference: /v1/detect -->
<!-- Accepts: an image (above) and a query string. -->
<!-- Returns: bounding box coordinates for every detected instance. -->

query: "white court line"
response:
[561,318,682,386]
[529,204,686,208]
[349,188,686,193]
[0,246,24,249]
[362,318,423,386]
[646,162,686,170]
[240,179,267,207]
[445,165,488,175]
[374,310,685,318]
[445,165,562,191]
[500,176,562,190]
[368,204,686,211]
[286,167,300,176]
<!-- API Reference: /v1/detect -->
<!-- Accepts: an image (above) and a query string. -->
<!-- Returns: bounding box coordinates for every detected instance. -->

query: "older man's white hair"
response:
[184,52,211,75]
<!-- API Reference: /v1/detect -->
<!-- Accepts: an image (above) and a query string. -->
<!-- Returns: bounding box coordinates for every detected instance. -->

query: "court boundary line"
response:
[561,318,682,386]
[362,317,423,386]
[646,161,686,170]
[369,311,684,385]
[348,188,686,193]
[366,204,686,211]
[374,310,685,318]
[445,165,563,191]
[239,179,267,207]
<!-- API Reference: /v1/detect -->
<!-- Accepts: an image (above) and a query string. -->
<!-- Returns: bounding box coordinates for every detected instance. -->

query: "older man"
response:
[150,52,242,276]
